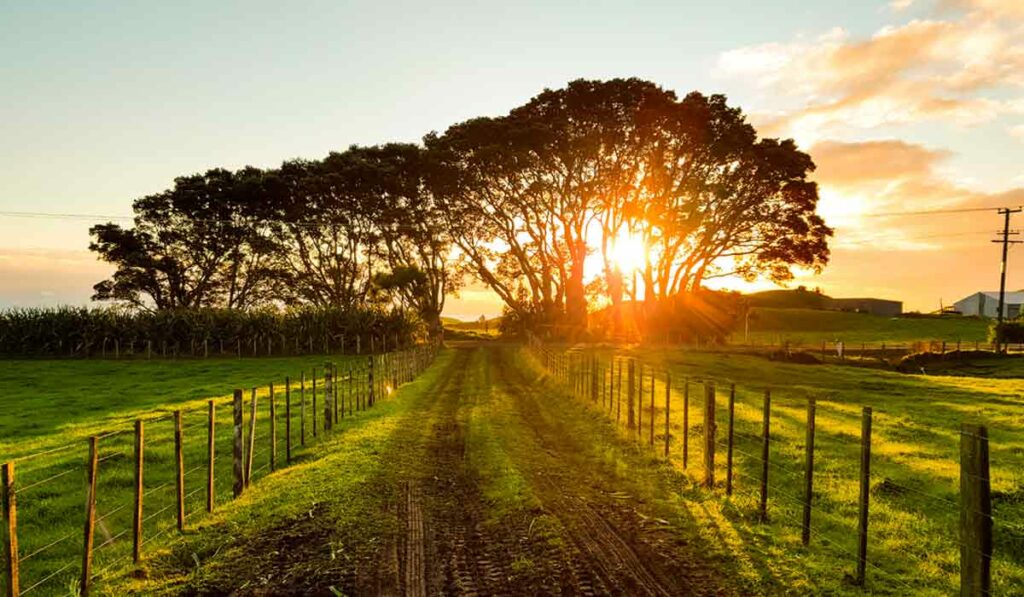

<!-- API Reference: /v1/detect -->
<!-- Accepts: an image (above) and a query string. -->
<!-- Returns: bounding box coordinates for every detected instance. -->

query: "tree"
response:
[263,157,380,309]
[90,167,280,310]
[633,92,832,303]
[263,145,454,335]
[428,78,674,333]
[428,79,830,337]
[351,144,455,336]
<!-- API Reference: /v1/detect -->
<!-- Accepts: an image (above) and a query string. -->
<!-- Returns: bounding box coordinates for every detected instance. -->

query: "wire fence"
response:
[0,339,440,596]
[4,331,418,361]
[526,335,1021,595]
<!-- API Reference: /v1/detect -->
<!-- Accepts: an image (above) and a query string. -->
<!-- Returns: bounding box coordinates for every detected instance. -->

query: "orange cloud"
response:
[811,140,949,186]
[808,139,1023,241]
[718,8,1024,143]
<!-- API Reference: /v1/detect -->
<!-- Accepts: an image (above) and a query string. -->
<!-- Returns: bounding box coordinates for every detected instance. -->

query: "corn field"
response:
[0,306,418,358]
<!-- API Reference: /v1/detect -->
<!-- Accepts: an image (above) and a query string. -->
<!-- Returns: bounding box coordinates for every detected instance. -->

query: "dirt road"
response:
[153,345,737,596]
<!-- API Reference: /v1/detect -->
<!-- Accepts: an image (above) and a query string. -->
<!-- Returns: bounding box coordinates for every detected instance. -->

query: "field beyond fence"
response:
[0,341,439,596]
[526,335,1023,595]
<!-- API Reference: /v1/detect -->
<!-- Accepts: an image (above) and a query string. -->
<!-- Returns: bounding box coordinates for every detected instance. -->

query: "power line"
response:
[835,230,992,247]
[0,210,436,232]
[862,206,1020,217]
[0,210,134,221]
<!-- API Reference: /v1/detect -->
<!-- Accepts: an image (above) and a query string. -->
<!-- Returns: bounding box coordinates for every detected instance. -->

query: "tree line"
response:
[90,78,832,339]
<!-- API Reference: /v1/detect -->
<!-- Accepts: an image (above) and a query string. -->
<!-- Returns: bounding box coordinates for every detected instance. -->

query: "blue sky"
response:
[2,0,1023,316]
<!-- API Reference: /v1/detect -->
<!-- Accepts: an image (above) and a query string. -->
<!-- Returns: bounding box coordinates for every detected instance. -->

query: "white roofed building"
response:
[953,291,1024,319]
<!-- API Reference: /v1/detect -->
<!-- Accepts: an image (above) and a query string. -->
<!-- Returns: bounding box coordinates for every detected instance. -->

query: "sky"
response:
[2,0,1023,318]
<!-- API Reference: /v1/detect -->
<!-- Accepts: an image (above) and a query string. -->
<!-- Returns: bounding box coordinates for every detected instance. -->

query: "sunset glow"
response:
[611,232,648,274]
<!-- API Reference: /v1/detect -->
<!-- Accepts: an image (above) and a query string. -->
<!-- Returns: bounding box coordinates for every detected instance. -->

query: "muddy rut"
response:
[396,345,732,596]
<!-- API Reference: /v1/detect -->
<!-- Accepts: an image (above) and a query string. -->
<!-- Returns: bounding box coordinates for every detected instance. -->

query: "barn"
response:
[953,291,1024,318]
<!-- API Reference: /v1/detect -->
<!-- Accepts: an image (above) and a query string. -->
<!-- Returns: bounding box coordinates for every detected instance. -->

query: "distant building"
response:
[825,297,903,317]
[953,291,1024,318]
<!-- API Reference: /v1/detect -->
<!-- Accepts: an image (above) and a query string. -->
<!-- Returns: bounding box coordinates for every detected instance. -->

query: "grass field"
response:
[108,346,743,594]
[3,343,1022,594]
[743,307,990,345]
[580,344,1024,594]
[0,354,384,595]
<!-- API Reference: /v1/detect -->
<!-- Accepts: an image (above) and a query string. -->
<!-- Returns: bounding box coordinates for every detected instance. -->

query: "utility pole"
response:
[992,207,1022,352]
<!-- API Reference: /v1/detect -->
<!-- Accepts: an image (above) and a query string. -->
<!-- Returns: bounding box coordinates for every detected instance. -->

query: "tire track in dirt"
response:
[405,345,518,596]
[489,346,734,596]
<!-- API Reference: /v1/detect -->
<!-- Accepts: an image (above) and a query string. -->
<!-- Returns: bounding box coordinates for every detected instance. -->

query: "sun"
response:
[612,232,648,273]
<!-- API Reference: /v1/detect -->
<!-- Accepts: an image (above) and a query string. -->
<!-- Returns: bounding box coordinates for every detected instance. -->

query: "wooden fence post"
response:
[759,390,771,522]
[2,462,19,597]
[637,364,643,438]
[245,390,257,487]
[333,363,339,423]
[337,364,344,420]
[312,370,318,437]
[802,397,816,546]
[372,358,380,409]
[80,437,98,596]
[649,369,655,447]
[683,379,690,469]
[703,383,716,488]
[132,420,144,563]
[174,411,184,532]
[207,401,214,513]
[285,378,292,464]
[300,373,306,446]
[269,383,277,472]
[616,360,622,423]
[856,406,872,585]
[664,372,671,458]
[348,367,354,417]
[726,384,735,496]
[233,390,243,497]
[627,360,636,429]
[324,365,333,432]
[960,423,992,596]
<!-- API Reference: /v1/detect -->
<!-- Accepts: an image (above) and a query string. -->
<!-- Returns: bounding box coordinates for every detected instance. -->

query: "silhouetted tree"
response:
[429,79,831,337]
[89,167,279,310]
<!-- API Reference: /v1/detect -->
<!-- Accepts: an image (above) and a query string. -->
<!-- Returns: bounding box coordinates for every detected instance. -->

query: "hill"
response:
[746,288,830,309]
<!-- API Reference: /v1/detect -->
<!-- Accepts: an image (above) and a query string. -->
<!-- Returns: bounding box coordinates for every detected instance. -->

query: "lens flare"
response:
[612,232,648,273]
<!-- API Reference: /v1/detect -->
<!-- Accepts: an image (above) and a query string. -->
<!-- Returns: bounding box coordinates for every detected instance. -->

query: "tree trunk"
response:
[565,244,588,335]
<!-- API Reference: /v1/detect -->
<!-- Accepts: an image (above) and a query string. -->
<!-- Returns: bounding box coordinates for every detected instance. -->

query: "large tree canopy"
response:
[90,78,830,340]
[427,78,831,334]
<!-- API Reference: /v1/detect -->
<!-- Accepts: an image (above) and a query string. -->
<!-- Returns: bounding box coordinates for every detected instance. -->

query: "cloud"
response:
[946,0,1024,19]
[811,139,949,186]
[780,138,1024,308]
[1010,124,1024,139]
[807,139,1024,249]
[718,6,1024,142]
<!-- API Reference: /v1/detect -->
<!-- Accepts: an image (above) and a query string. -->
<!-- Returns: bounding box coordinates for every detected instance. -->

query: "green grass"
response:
[0,354,392,596]
[114,346,745,594]
[574,344,1024,594]
[744,307,990,345]
[103,348,451,595]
